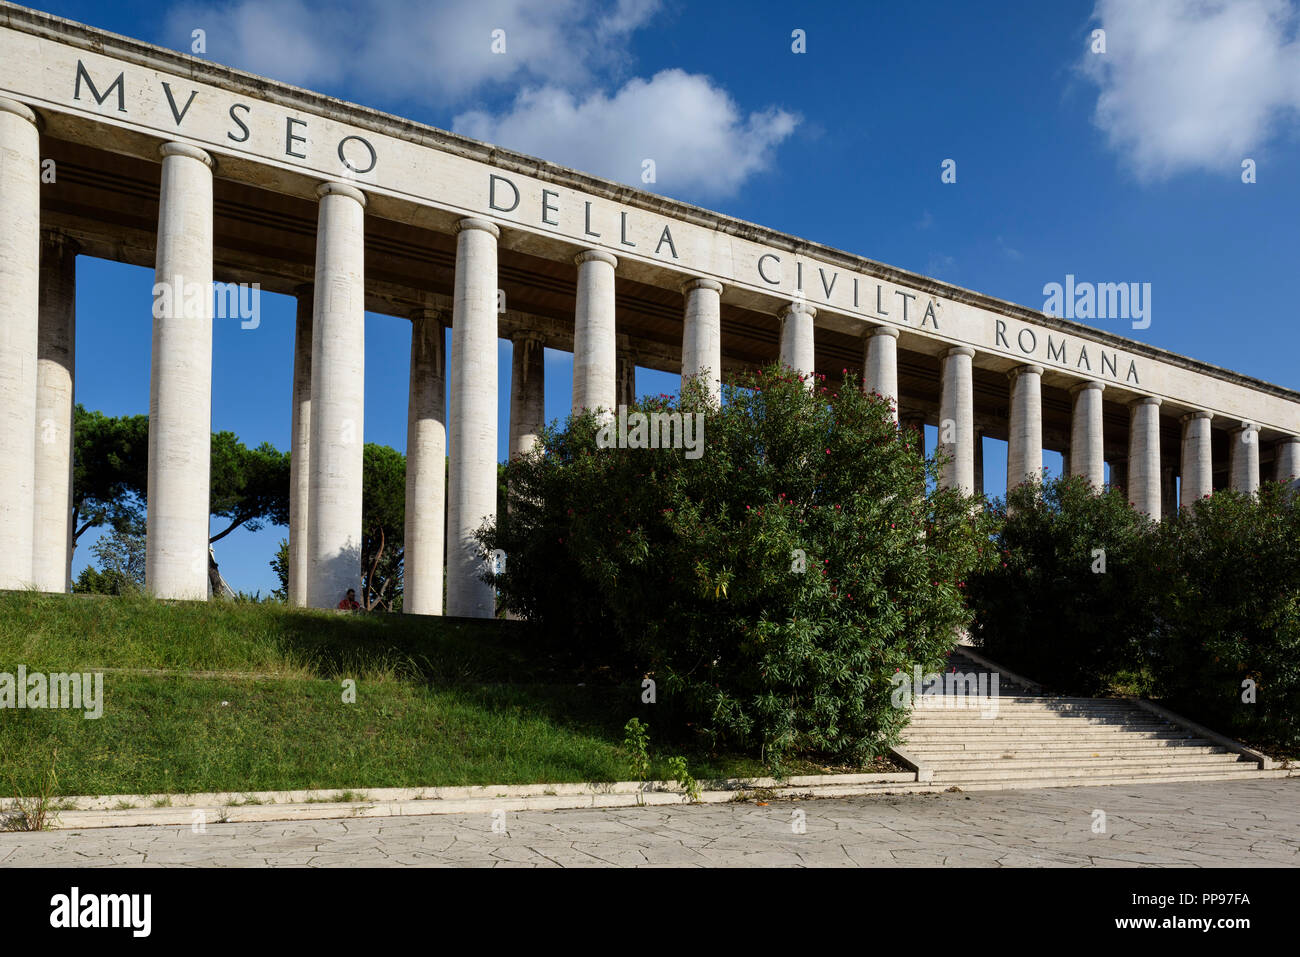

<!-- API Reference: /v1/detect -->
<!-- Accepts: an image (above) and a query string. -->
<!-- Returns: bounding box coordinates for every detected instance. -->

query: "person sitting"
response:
[337,588,361,611]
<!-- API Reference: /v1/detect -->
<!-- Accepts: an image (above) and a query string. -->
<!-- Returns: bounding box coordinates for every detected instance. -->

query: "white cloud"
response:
[453,70,799,199]
[166,0,660,102]
[1082,0,1300,180]
[164,0,796,198]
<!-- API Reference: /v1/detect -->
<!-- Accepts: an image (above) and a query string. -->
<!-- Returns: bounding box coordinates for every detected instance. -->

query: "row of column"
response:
[0,93,731,610]
[3,87,1296,599]
[855,326,1300,514]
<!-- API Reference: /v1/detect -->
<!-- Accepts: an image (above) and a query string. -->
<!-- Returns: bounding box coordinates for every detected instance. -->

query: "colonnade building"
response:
[2,4,1299,616]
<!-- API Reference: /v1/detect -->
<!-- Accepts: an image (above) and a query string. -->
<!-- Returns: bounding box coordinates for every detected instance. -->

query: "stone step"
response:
[930,762,1260,784]
[904,734,1201,749]
[912,699,1142,710]
[924,754,1247,773]
[905,738,1218,753]
[908,717,1168,728]
[912,700,1141,711]
[925,696,1127,705]
[910,744,1228,760]
[904,727,1192,741]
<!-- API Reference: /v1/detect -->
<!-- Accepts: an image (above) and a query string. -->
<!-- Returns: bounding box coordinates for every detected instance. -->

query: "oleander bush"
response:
[1143,482,1300,752]
[479,364,996,768]
[965,474,1155,695]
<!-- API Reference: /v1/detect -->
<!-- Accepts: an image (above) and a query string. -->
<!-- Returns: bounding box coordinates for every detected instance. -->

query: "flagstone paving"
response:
[2,779,1296,867]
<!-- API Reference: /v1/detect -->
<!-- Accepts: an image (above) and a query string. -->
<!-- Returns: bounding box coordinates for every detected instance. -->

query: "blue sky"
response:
[38,0,1300,593]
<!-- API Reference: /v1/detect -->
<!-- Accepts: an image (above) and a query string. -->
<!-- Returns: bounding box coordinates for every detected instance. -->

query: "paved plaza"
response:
[2,779,1296,868]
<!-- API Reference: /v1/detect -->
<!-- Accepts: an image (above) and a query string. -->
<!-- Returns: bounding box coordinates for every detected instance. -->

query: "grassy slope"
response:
[0,591,766,796]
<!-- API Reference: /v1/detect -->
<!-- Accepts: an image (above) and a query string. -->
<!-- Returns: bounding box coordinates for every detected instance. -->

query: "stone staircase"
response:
[899,648,1291,791]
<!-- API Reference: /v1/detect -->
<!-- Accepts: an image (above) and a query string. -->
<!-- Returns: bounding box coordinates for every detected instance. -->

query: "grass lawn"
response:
[0,591,777,797]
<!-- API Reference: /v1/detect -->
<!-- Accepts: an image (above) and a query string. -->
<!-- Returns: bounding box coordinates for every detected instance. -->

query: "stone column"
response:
[404,308,447,616]
[939,346,974,493]
[1127,397,1162,517]
[146,143,214,600]
[0,99,40,591]
[1109,458,1128,493]
[32,233,77,592]
[681,277,722,403]
[1161,461,1178,518]
[864,326,899,421]
[572,250,617,415]
[306,182,367,610]
[287,285,313,607]
[1179,412,1212,506]
[973,430,984,496]
[446,218,500,619]
[1068,380,1105,488]
[617,349,636,409]
[1276,437,1300,483]
[1229,422,1260,494]
[1007,364,1043,489]
[509,333,545,458]
[900,411,926,456]
[778,302,816,380]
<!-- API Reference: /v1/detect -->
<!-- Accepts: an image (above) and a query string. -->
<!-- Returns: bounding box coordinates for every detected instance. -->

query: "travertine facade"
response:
[2,3,1299,612]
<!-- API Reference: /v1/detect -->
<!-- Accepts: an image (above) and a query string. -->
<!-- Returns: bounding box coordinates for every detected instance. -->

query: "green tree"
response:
[74,524,146,595]
[1144,482,1300,750]
[74,407,290,549]
[360,443,406,611]
[208,432,290,545]
[269,538,289,602]
[965,474,1154,694]
[72,405,149,544]
[479,365,995,767]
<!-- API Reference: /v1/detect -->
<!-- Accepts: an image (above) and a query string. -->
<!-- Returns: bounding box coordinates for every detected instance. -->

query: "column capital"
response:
[316,181,366,206]
[293,281,314,298]
[1069,379,1104,395]
[680,276,722,295]
[1180,410,1212,424]
[455,216,499,238]
[780,302,817,320]
[866,324,900,340]
[511,329,545,345]
[1277,435,1300,445]
[1007,364,1043,381]
[575,248,617,269]
[39,230,80,256]
[1231,421,1259,434]
[0,97,39,127]
[411,306,448,325]
[945,345,975,359]
[160,141,213,168]
[1129,395,1162,409]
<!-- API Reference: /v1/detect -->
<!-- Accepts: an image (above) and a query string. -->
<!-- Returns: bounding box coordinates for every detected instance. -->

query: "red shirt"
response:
[337,597,360,610]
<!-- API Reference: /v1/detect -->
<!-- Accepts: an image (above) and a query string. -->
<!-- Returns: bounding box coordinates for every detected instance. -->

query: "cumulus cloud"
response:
[453,70,799,199]
[164,0,660,102]
[1081,0,1300,180]
[162,0,796,197]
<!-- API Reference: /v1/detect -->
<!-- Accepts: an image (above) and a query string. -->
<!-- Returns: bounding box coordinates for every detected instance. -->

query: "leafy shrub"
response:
[965,474,1154,694]
[1144,482,1300,751]
[480,365,994,767]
